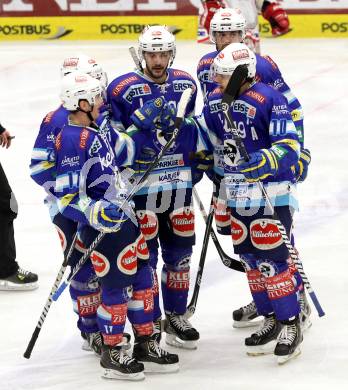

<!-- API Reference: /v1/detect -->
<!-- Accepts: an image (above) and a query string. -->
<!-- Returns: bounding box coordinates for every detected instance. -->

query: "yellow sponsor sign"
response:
[259,14,348,38]
[0,16,198,41]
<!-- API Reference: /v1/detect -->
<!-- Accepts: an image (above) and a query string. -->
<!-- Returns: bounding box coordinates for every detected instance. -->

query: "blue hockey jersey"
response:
[196,51,304,144]
[107,68,197,132]
[123,122,210,195]
[54,122,123,225]
[30,105,136,198]
[30,105,69,193]
[195,81,300,208]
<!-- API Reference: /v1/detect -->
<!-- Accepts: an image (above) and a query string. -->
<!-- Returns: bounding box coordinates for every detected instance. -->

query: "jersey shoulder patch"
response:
[111,73,141,97]
[262,55,279,71]
[245,89,266,104]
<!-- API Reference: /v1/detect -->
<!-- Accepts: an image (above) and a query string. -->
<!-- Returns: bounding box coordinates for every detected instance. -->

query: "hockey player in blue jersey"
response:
[29,55,126,355]
[107,26,197,133]
[195,42,303,363]
[52,72,179,380]
[196,7,311,329]
[107,25,210,350]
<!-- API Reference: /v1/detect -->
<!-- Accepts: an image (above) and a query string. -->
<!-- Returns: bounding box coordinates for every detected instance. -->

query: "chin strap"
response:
[77,106,95,126]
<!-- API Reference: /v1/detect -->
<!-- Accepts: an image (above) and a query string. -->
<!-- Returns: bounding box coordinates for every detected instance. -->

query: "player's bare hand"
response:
[0,130,14,149]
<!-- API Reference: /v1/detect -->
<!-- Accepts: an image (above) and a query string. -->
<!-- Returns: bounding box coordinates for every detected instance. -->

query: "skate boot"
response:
[100,344,144,381]
[232,301,262,328]
[165,314,200,350]
[0,267,38,291]
[299,291,312,331]
[275,317,303,365]
[81,331,103,355]
[133,334,179,373]
[82,332,131,354]
[152,318,163,343]
[245,314,282,356]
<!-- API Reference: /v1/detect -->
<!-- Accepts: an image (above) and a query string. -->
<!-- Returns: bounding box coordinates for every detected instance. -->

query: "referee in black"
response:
[0,122,38,290]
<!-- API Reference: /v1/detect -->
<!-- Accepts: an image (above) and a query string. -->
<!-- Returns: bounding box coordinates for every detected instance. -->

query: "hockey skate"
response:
[245,314,282,356]
[299,291,312,331]
[100,344,145,381]
[133,334,179,373]
[81,332,131,355]
[165,314,200,350]
[0,267,38,291]
[232,301,263,328]
[152,318,163,343]
[275,317,303,365]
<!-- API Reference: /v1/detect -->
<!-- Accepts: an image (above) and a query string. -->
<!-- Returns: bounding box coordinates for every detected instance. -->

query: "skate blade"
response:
[81,340,92,352]
[233,319,263,329]
[165,334,197,350]
[143,361,179,374]
[101,368,145,381]
[246,341,277,356]
[301,319,312,333]
[277,348,301,365]
[0,281,39,291]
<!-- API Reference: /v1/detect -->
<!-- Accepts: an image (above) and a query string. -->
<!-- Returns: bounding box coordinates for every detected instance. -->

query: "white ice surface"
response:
[0,38,347,389]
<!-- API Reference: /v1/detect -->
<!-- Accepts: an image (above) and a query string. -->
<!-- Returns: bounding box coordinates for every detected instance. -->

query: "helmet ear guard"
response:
[138,25,176,67]
[210,42,256,81]
[60,71,103,112]
[209,8,247,43]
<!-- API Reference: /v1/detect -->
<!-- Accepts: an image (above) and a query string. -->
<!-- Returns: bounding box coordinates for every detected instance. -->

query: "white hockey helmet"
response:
[60,54,108,90]
[60,72,103,111]
[210,8,247,43]
[210,43,256,79]
[138,25,176,66]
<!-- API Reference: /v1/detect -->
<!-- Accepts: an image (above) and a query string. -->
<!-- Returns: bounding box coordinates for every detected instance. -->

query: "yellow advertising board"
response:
[259,14,348,38]
[0,16,198,41]
[0,14,347,41]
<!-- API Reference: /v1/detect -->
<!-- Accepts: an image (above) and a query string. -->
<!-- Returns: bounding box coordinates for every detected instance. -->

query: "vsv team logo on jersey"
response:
[123,83,151,103]
[154,129,178,153]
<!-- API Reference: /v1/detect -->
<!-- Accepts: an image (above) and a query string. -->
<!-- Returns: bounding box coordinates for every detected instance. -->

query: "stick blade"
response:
[176,87,192,119]
[221,65,249,106]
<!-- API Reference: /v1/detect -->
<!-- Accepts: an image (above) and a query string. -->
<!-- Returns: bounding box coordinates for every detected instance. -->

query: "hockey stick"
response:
[129,46,143,73]
[221,65,325,317]
[184,69,252,319]
[23,233,78,359]
[193,187,244,273]
[185,196,215,319]
[50,87,193,304]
